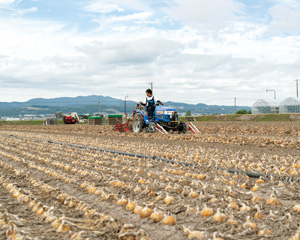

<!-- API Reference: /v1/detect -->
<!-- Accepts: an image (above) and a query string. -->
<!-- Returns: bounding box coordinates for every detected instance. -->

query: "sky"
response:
[0,0,300,106]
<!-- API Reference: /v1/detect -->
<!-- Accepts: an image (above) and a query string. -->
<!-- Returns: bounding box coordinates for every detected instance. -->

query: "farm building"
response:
[252,99,279,114]
[279,97,300,113]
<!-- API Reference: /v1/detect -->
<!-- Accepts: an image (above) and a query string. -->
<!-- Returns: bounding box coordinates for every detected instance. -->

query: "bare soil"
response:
[0,122,300,239]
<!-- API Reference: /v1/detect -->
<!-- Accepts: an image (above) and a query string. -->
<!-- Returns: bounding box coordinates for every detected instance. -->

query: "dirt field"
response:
[1,122,300,239]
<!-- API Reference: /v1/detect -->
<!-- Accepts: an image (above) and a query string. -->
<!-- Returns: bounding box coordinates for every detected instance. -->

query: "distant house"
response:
[24,114,37,120]
[1,117,21,121]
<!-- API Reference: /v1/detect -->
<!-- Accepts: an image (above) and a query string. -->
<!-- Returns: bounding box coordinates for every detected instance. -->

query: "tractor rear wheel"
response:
[133,115,144,133]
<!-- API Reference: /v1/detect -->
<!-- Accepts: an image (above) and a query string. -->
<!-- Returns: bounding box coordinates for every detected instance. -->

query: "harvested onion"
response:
[243,216,257,230]
[162,215,176,226]
[213,208,226,223]
[140,206,153,218]
[150,210,164,223]
[200,204,214,217]
[164,194,175,205]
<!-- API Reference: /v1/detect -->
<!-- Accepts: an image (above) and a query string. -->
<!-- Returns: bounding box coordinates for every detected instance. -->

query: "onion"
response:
[243,216,257,230]
[140,206,153,219]
[149,210,164,223]
[164,194,175,205]
[200,204,214,217]
[125,200,136,211]
[213,208,226,223]
[162,215,176,226]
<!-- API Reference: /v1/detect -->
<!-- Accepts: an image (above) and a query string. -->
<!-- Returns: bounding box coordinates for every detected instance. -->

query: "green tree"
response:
[186,111,192,116]
[79,114,90,119]
[236,109,248,114]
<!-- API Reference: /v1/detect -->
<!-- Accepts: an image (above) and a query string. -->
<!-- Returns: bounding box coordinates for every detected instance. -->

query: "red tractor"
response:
[63,112,79,124]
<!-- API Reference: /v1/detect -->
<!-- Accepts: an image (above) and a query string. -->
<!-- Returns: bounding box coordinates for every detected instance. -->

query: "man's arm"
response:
[154,97,164,105]
[139,98,147,106]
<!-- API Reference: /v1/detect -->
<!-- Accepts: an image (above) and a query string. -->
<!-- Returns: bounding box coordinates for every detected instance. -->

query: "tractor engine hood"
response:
[156,106,177,114]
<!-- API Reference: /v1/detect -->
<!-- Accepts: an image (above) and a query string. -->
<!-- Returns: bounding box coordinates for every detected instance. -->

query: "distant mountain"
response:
[0,95,251,117]
[164,101,251,115]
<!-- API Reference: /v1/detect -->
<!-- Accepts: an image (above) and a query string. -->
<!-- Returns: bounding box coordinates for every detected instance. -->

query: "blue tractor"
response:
[132,103,187,133]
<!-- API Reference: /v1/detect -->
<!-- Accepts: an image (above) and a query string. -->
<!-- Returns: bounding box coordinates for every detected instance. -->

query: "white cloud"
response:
[107,11,152,22]
[92,11,153,26]
[272,0,300,9]
[0,0,300,106]
[164,0,244,29]
[1,12,299,105]
[0,0,37,16]
[205,23,300,64]
[0,18,81,60]
[15,6,37,15]
[84,2,124,13]
[0,0,20,10]
[78,38,183,66]
[84,0,149,13]
[268,4,300,34]
[0,0,17,4]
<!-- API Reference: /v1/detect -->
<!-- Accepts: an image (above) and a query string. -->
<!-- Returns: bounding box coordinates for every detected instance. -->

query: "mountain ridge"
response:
[0,95,251,116]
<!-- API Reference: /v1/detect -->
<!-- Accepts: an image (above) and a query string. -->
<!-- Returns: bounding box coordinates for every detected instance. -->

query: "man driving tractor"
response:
[132,89,190,133]
[139,89,164,119]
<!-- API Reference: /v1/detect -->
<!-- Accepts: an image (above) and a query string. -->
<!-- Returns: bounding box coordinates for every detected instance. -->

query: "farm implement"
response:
[113,104,200,134]
[63,112,80,124]
[113,118,133,132]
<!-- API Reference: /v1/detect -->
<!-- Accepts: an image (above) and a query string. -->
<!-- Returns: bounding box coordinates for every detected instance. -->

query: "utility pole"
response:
[124,95,128,115]
[99,97,101,115]
[149,82,153,93]
[234,97,236,114]
[296,79,299,98]
[266,89,276,99]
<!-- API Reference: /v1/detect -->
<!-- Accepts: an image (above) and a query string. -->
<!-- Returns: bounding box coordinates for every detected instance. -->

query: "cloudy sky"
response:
[0,0,300,106]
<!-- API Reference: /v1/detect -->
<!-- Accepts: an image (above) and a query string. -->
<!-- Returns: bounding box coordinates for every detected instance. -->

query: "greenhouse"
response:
[279,97,300,113]
[252,99,279,114]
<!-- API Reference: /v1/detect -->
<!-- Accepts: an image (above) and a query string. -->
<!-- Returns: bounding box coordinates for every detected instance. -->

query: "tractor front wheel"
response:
[132,115,144,133]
